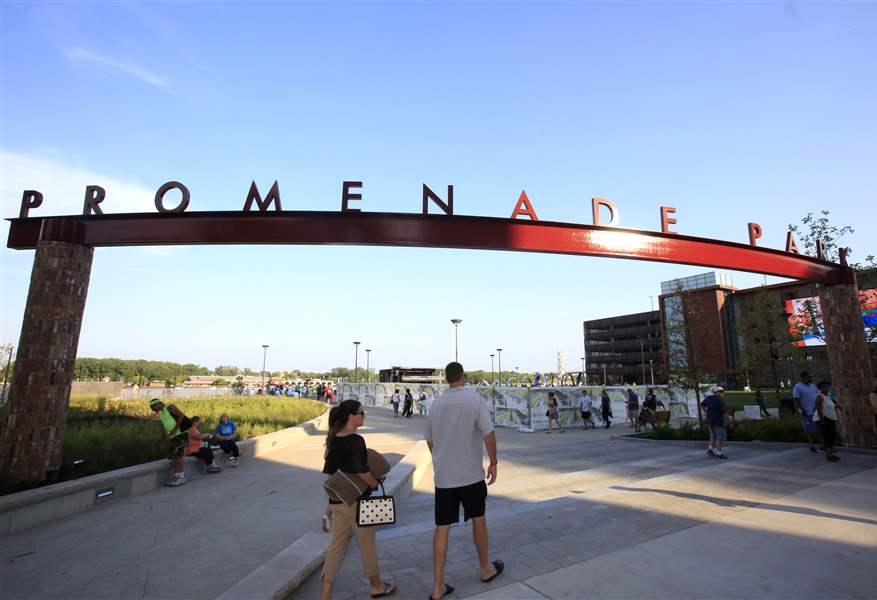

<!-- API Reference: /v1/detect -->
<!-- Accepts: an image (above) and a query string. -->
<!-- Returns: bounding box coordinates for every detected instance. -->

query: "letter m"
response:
[243,181,282,212]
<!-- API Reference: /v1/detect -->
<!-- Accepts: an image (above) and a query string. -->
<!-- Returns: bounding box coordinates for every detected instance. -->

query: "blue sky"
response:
[2,1,875,375]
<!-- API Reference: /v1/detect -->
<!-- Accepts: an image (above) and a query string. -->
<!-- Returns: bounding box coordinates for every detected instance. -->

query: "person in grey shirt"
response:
[424,362,503,600]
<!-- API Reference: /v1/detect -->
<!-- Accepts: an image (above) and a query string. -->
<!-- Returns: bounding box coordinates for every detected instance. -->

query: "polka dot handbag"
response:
[356,481,396,527]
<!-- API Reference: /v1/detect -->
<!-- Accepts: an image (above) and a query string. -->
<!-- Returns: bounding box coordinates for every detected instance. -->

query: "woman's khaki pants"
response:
[322,501,379,583]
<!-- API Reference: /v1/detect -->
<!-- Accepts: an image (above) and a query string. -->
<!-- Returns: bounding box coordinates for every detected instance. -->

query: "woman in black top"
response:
[321,400,395,600]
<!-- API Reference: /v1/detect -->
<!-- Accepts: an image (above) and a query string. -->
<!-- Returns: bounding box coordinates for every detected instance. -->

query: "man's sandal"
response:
[370,582,396,599]
[427,583,454,599]
[480,560,504,583]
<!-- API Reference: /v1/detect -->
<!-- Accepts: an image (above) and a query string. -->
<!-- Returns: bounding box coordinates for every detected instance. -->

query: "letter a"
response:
[785,230,799,254]
[510,191,539,221]
[243,181,282,212]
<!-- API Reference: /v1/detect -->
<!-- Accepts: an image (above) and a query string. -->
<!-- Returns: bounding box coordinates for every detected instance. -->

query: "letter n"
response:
[243,181,282,212]
[423,184,453,216]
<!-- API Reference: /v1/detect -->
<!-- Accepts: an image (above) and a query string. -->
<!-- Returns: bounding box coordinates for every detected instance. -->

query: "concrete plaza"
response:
[1,411,875,600]
[293,422,877,600]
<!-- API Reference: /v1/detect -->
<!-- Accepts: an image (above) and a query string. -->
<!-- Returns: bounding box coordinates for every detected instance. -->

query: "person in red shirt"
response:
[186,416,223,474]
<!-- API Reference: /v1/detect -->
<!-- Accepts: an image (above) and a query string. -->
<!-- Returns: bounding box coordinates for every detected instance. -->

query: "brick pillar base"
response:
[0,240,93,491]
[818,278,876,449]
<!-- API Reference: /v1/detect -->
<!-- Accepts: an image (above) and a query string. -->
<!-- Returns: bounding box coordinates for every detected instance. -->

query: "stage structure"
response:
[1,182,874,488]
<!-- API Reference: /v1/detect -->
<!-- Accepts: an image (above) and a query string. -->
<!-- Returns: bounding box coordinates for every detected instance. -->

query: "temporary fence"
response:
[336,382,711,430]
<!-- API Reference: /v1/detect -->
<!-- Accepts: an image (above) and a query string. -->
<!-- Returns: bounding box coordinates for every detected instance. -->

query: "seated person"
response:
[186,416,223,473]
[214,413,241,467]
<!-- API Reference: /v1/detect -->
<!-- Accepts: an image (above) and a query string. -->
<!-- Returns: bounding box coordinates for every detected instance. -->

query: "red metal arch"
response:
[5,211,850,284]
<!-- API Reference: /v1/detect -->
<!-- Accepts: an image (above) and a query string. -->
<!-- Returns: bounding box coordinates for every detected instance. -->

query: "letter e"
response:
[342,181,362,213]
[660,206,677,234]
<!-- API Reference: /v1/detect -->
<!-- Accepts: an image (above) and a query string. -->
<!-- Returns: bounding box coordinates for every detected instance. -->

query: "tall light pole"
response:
[496,348,503,386]
[450,319,462,362]
[580,356,585,385]
[649,359,655,386]
[366,349,371,383]
[261,344,269,390]
[640,339,646,386]
[353,341,361,383]
[490,353,495,385]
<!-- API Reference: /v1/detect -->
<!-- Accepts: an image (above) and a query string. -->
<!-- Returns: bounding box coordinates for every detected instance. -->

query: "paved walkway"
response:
[292,428,877,600]
[0,411,425,600]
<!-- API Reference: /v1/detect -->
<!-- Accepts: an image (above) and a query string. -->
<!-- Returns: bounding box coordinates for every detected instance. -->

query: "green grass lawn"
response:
[722,389,782,410]
[61,395,326,480]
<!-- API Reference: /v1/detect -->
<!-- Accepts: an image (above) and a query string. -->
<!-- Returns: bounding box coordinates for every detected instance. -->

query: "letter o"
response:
[154,181,190,213]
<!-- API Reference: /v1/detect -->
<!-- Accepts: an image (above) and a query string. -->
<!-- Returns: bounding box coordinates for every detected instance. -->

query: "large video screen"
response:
[786,290,877,347]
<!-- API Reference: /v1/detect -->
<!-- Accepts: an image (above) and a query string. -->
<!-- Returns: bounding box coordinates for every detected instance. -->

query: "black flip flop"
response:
[481,560,504,583]
[427,583,454,599]
[371,582,396,599]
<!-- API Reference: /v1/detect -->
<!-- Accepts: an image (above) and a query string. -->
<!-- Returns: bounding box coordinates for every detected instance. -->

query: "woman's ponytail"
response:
[324,400,362,448]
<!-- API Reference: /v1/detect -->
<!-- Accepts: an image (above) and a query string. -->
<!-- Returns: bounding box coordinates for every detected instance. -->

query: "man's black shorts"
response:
[435,480,487,526]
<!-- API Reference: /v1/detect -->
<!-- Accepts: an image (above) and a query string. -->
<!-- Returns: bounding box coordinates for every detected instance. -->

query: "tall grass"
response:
[61,395,326,480]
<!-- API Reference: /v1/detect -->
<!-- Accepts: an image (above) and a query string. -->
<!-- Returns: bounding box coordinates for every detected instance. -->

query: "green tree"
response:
[737,288,801,405]
[663,286,713,427]
[789,210,875,269]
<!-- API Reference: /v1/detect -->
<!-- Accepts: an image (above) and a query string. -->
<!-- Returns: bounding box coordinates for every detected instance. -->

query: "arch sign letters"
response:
[3,178,875,491]
[7,179,850,284]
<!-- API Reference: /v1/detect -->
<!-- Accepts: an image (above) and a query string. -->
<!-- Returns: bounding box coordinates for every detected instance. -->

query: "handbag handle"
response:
[375,480,387,496]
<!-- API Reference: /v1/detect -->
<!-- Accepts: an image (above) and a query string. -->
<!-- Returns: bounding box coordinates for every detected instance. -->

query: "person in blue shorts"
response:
[793,371,822,452]
[701,386,728,459]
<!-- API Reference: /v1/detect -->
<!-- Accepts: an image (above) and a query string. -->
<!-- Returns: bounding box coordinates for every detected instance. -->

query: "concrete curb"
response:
[216,440,433,600]
[613,434,877,455]
[0,408,330,537]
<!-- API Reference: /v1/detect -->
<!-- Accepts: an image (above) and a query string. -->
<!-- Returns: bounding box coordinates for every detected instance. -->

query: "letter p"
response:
[19,190,43,219]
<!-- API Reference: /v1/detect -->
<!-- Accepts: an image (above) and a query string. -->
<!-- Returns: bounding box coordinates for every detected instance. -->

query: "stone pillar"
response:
[818,277,876,449]
[0,239,94,490]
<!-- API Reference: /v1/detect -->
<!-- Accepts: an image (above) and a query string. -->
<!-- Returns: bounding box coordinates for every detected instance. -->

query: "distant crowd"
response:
[253,381,335,403]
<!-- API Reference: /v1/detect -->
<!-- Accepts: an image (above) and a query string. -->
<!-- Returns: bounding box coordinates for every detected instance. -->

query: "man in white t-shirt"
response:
[580,391,594,429]
[424,362,503,600]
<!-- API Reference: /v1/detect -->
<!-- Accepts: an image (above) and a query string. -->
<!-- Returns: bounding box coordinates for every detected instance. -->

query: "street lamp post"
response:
[261,344,269,390]
[450,319,462,362]
[496,348,503,386]
[490,354,495,385]
[649,359,655,386]
[353,341,361,383]
[602,364,607,386]
[580,356,585,385]
[366,349,371,383]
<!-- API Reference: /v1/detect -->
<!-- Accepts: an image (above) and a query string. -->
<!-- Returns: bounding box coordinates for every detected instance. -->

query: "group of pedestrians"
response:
[793,371,842,462]
[320,363,502,600]
[149,399,242,486]
[259,381,335,402]
[700,371,845,462]
[390,388,427,418]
